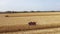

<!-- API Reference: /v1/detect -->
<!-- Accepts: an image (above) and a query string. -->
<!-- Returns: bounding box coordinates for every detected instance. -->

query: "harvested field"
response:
[0,12,60,34]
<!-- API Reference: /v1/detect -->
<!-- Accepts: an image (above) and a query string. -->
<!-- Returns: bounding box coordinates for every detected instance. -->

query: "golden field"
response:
[0,12,60,34]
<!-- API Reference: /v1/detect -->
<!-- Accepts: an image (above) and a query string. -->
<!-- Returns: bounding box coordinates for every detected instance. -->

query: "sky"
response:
[0,0,60,11]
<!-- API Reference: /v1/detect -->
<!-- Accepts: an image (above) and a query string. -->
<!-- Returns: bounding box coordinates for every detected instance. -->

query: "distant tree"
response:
[51,11,55,12]
[6,11,17,13]
[24,11,28,13]
[31,11,34,12]
[6,11,12,13]
[37,11,40,12]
